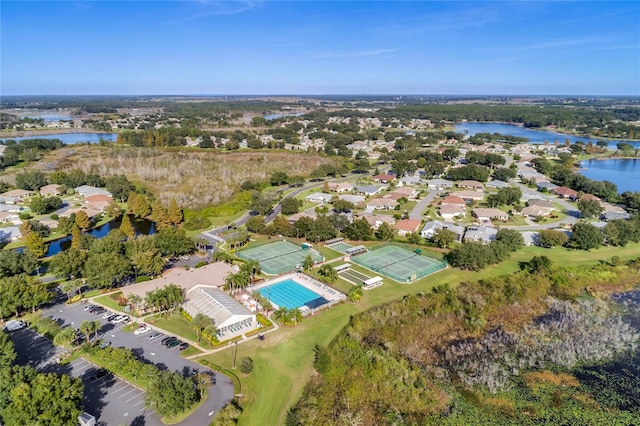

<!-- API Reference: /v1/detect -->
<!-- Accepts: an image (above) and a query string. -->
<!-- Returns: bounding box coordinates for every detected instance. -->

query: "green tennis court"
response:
[328,241,354,253]
[351,245,446,282]
[238,240,324,275]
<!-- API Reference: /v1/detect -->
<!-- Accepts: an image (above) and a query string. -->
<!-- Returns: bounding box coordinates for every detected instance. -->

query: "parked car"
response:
[179,255,191,260]
[178,342,189,351]
[102,312,114,320]
[106,314,118,322]
[84,305,96,312]
[99,341,111,349]
[166,339,181,348]
[112,315,128,324]
[90,369,110,381]
[92,307,106,315]
[134,325,151,336]
[3,320,26,332]
[148,333,162,340]
[161,336,175,345]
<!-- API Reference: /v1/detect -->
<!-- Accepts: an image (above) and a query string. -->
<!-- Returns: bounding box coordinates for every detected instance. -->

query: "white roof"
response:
[184,286,255,330]
[305,192,332,202]
[74,185,112,197]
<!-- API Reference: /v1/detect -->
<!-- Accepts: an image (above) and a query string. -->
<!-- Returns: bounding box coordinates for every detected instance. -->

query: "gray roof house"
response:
[355,185,382,196]
[427,179,454,190]
[601,211,631,221]
[0,226,22,242]
[486,180,511,189]
[420,220,465,242]
[521,231,540,246]
[464,225,498,244]
[305,193,333,203]
[338,194,365,204]
[183,286,256,336]
[74,185,112,198]
[536,181,559,191]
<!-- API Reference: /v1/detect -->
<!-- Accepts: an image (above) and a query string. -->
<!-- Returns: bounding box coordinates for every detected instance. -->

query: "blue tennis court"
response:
[257,279,328,310]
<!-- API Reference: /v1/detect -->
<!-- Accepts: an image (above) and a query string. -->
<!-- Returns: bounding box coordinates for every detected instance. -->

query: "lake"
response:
[454,122,640,150]
[42,216,155,257]
[579,159,640,193]
[1,133,118,144]
[22,114,73,122]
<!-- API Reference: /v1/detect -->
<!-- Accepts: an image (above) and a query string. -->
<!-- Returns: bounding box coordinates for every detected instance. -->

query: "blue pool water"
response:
[258,279,327,310]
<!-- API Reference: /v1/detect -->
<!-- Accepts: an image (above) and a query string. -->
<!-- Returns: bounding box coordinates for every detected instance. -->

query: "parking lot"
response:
[8,300,234,425]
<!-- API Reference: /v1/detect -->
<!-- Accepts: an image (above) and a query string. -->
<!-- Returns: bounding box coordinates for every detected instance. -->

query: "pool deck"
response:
[252,273,346,314]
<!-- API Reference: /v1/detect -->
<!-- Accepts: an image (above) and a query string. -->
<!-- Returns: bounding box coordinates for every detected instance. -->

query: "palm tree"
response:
[79,320,101,342]
[191,313,211,343]
[302,255,314,274]
[318,264,338,284]
[224,272,235,293]
[202,324,217,347]
[273,307,289,324]
[348,286,363,302]
[128,294,142,313]
[194,372,212,399]
[291,308,303,326]
[241,260,261,283]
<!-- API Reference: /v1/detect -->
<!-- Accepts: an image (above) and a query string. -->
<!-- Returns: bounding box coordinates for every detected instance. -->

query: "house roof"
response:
[184,286,254,330]
[355,185,381,194]
[361,214,395,226]
[84,194,112,204]
[458,180,484,188]
[395,219,421,232]
[338,194,365,204]
[486,180,510,188]
[464,225,498,242]
[553,187,578,197]
[1,189,32,198]
[368,198,398,207]
[473,208,509,219]
[74,185,112,197]
[372,174,395,181]
[392,187,416,196]
[581,194,601,202]
[287,211,315,222]
[305,192,332,202]
[456,190,485,200]
[421,220,465,238]
[427,178,453,187]
[39,184,63,195]
[439,204,466,215]
[522,206,551,217]
[121,262,238,300]
[441,195,465,205]
[536,181,558,189]
[527,199,554,209]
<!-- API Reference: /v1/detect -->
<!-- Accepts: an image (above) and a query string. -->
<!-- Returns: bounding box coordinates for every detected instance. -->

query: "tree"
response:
[302,255,314,273]
[155,227,193,256]
[348,285,363,302]
[191,313,211,343]
[246,215,266,233]
[375,222,397,242]
[130,193,151,218]
[407,231,423,245]
[105,198,122,218]
[344,218,373,241]
[83,251,131,288]
[318,264,338,284]
[50,248,86,280]
[118,214,136,239]
[105,175,135,202]
[239,357,254,375]
[0,331,16,367]
[538,229,569,247]
[23,231,48,259]
[431,229,457,248]
[0,250,37,278]
[495,229,524,252]
[79,320,101,342]
[249,192,275,216]
[445,242,496,271]
[167,199,183,225]
[2,372,83,425]
[211,402,242,426]
[75,210,91,230]
[60,279,84,301]
[306,215,337,242]
[15,170,47,191]
[202,324,217,347]
[270,171,289,186]
[577,199,604,219]
[240,260,261,283]
[193,372,212,400]
[145,370,199,418]
[332,199,355,213]
[280,197,302,215]
[570,222,604,250]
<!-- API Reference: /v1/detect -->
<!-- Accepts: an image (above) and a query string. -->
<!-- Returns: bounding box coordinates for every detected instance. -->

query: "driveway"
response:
[409,189,441,220]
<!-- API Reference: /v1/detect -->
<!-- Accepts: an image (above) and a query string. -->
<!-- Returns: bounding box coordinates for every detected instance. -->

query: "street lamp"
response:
[232,341,239,369]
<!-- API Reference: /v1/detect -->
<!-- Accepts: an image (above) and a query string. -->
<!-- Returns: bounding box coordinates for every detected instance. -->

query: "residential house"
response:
[427,179,454,190]
[400,176,422,186]
[473,208,509,222]
[338,194,365,205]
[521,231,540,246]
[485,180,511,189]
[354,185,382,196]
[536,181,558,192]
[580,194,601,202]
[441,195,465,206]
[327,182,354,193]
[522,199,555,217]
[305,193,332,203]
[74,185,112,198]
[439,204,466,220]
[601,211,631,221]
[394,219,421,236]
[372,174,395,184]
[464,225,498,244]
[0,211,20,224]
[0,226,21,242]
[39,184,63,196]
[84,194,112,212]
[456,190,485,202]
[0,189,33,204]
[551,187,578,200]
[360,214,395,229]
[367,198,398,210]
[420,220,465,242]
[391,186,417,199]
[286,211,315,224]
[457,180,484,190]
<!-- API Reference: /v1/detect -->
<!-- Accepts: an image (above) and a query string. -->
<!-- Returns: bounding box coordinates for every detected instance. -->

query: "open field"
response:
[2,145,336,208]
[202,242,640,426]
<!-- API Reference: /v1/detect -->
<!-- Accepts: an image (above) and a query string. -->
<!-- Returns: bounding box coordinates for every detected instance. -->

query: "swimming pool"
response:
[257,279,328,310]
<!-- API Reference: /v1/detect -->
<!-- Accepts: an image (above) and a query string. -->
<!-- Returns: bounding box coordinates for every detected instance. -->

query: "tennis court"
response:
[351,245,446,283]
[339,268,373,285]
[238,240,324,275]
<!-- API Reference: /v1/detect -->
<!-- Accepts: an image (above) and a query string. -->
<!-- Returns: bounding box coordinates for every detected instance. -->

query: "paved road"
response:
[409,189,441,220]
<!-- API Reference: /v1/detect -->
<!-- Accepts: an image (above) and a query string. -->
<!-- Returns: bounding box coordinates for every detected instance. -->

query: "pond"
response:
[579,159,640,193]
[1,133,118,144]
[454,122,640,150]
[42,215,155,257]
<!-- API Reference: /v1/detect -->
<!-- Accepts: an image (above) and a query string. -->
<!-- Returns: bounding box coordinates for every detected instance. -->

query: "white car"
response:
[3,320,26,332]
[112,316,128,324]
[102,312,113,320]
[134,325,151,336]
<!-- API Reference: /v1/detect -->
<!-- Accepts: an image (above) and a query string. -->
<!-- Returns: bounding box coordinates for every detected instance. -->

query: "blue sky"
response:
[2,1,639,95]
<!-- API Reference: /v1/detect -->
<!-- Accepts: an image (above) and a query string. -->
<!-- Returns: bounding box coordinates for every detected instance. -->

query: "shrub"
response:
[135,276,151,283]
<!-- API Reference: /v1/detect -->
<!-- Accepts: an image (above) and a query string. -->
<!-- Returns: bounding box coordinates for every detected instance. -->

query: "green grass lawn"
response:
[149,312,216,349]
[201,241,640,426]
[93,293,128,314]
